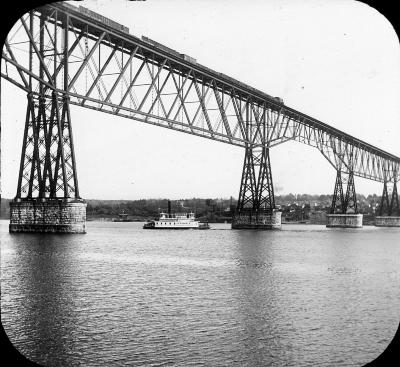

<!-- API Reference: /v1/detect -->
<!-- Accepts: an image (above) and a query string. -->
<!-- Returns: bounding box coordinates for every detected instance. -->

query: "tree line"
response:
[0,193,385,219]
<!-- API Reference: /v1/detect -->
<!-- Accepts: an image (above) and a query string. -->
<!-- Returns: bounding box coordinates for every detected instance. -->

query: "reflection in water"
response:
[4,234,82,366]
[233,230,287,366]
[1,221,400,366]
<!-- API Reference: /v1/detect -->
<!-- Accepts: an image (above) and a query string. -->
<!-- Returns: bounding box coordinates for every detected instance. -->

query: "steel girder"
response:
[2,3,400,186]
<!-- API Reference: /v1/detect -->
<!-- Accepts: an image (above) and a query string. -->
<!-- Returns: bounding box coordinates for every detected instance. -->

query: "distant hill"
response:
[0,197,235,220]
[0,193,383,220]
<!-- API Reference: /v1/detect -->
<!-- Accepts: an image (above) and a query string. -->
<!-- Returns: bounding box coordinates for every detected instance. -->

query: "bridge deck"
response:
[2,2,399,184]
[41,3,400,164]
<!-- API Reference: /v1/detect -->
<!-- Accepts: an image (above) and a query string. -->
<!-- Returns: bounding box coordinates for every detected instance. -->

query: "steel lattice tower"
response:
[379,170,399,216]
[17,92,80,199]
[330,170,345,214]
[237,146,275,213]
[3,3,400,231]
[330,170,358,214]
[233,146,279,228]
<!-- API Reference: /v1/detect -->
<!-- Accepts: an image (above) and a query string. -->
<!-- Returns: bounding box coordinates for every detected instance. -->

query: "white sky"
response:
[1,0,400,200]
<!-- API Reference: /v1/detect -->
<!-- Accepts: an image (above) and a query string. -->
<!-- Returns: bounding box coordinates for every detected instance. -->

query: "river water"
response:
[1,220,399,366]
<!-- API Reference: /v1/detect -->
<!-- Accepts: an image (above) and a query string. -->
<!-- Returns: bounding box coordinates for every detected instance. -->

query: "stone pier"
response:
[232,210,282,229]
[374,216,400,227]
[326,214,363,228]
[9,198,87,233]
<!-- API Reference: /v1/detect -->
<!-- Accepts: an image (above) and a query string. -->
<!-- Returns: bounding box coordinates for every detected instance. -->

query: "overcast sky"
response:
[2,0,400,200]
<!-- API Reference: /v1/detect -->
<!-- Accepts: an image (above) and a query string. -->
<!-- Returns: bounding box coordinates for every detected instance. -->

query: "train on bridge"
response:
[61,2,285,106]
[141,35,284,105]
[4,1,399,234]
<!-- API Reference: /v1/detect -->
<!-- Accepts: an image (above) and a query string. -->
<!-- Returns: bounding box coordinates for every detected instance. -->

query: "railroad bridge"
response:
[2,2,399,233]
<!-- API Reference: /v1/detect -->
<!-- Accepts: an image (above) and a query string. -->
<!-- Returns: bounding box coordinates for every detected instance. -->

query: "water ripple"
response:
[1,220,399,367]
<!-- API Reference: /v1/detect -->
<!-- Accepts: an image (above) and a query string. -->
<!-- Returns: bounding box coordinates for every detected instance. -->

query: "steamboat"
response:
[143,201,209,229]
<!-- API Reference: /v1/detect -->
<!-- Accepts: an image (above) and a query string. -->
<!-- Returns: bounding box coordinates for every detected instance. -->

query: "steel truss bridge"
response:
[2,2,399,225]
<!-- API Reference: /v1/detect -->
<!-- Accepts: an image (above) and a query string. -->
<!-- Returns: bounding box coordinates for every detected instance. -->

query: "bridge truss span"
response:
[2,2,400,231]
[2,2,399,183]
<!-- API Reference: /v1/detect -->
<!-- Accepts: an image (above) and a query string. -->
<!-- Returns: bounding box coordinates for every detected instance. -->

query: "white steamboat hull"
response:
[143,221,209,229]
[143,210,210,229]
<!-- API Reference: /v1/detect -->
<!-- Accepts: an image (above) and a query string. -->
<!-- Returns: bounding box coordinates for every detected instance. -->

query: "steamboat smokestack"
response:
[168,200,171,216]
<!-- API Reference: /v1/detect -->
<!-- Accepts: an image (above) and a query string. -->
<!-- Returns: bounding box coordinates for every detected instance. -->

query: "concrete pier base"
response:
[9,198,87,233]
[374,216,400,227]
[232,210,282,229]
[326,214,363,228]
